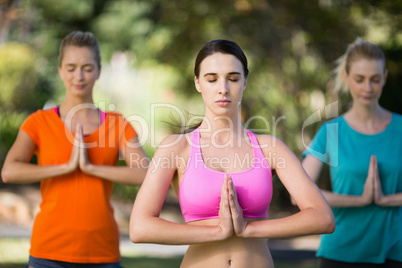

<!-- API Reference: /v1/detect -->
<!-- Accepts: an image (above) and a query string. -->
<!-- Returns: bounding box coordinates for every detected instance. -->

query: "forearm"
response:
[130,217,226,245]
[83,164,148,185]
[321,189,371,207]
[2,162,73,184]
[376,192,402,207]
[243,207,335,239]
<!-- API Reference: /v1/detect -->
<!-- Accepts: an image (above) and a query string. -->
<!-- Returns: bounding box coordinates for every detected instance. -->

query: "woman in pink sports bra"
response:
[130,40,335,267]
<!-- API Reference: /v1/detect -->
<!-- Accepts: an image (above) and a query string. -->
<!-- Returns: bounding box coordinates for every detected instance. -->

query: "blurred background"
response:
[0,0,401,266]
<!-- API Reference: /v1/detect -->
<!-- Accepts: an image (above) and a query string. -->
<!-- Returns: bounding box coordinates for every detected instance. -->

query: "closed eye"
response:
[204,74,218,83]
[371,76,381,83]
[228,73,241,82]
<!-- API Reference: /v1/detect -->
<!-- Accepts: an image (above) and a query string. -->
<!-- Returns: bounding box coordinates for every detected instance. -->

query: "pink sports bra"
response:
[179,128,273,223]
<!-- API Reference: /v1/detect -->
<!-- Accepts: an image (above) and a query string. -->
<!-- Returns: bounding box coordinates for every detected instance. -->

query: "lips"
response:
[74,84,85,89]
[362,95,373,99]
[216,99,231,106]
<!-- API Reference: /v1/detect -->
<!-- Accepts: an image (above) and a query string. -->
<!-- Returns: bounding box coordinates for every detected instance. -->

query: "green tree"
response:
[1,0,401,205]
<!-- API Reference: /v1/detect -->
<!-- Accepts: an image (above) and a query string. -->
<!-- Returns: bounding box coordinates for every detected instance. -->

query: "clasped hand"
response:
[363,155,385,206]
[67,124,92,173]
[218,174,248,238]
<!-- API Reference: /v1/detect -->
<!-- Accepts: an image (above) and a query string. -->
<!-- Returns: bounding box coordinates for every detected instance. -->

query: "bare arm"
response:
[303,155,374,207]
[231,137,335,239]
[373,156,402,207]
[79,131,149,186]
[130,135,232,245]
[376,192,402,207]
[1,129,79,184]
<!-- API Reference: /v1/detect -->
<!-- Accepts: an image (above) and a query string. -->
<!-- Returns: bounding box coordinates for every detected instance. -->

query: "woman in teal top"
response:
[303,38,402,267]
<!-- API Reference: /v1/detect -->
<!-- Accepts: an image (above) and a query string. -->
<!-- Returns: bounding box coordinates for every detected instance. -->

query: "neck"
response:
[61,94,94,109]
[59,96,97,118]
[200,110,244,137]
[348,101,384,123]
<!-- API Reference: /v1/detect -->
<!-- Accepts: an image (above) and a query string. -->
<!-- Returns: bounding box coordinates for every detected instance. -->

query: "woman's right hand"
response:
[218,174,234,239]
[2,124,82,184]
[361,155,376,206]
[66,124,80,172]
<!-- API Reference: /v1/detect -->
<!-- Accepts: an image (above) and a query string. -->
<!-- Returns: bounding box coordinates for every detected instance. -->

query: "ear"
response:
[243,78,247,91]
[194,76,201,93]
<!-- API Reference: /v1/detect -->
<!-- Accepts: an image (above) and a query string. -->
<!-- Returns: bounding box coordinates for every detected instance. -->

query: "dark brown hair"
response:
[194,39,249,78]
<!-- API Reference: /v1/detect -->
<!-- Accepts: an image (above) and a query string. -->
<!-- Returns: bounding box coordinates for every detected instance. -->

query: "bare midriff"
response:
[180,218,274,268]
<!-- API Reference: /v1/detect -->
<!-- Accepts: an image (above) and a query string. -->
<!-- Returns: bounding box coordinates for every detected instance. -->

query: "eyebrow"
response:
[203,72,241,77]
[353,74,381,78]
[65,63,95,67]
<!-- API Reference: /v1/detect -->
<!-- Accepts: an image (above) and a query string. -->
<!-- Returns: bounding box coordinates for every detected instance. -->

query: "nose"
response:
[364,81,373,93]
[74,69,84,81]
[218,80,229,95]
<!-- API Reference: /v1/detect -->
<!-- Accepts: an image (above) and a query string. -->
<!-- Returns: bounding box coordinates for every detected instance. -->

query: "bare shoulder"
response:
[154,132,192,174]
[157,132,191,155]
[254,134,288,151]
[254,134,296,170]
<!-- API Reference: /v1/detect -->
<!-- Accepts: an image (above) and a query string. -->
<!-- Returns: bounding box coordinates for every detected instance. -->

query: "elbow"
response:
[129,219,148,243]
[320,211,336,234]
[327,218,336,234]
[1,168,12,184]
[308,207,335,235]
[129,226,142,243]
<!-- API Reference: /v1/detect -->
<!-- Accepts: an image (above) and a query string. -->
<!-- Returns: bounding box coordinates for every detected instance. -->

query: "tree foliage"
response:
[0,0,401,203]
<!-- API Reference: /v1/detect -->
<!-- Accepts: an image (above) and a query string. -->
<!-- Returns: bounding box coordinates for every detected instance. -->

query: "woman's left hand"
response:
[227,175,248,237]
[373,156,385,205]
[76,124,93,174]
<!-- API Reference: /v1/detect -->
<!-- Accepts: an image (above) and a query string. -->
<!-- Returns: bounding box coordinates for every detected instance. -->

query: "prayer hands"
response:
[219,174,248,238]
[67,124,80,172]
[67,124,92,174]
[219,174,234,238]
[363,155,385,206]
[372,156,386,206]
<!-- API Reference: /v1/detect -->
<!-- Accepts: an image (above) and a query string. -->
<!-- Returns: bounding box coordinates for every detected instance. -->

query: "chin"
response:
[73,87,91,94]
[360,99,378,107]
[215,108,238,117]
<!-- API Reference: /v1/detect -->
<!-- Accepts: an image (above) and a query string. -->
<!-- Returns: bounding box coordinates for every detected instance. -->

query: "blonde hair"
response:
[333,37,386,93]
[58,31,101,68]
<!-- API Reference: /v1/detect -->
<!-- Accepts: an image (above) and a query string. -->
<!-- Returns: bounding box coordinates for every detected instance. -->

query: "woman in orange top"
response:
[1,31,149,267]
